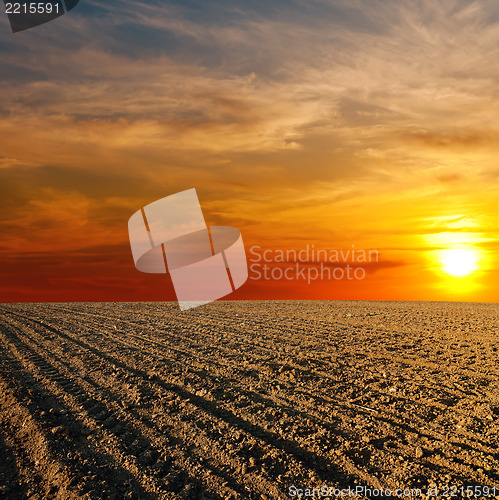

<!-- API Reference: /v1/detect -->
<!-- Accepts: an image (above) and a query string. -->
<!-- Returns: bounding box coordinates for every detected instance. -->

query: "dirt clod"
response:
[0,301,498,499]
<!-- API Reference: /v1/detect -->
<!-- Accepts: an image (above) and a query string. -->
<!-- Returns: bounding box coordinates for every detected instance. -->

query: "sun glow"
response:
[440,248,479,277]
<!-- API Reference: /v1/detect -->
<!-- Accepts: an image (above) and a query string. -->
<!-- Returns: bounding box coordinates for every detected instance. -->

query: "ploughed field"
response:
[0,301,498,499]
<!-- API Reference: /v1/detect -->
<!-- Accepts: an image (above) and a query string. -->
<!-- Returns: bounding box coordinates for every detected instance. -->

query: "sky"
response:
[1,0,499,303]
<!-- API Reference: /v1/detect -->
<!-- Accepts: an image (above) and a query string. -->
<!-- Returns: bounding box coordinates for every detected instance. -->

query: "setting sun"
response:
[440,249,479,277]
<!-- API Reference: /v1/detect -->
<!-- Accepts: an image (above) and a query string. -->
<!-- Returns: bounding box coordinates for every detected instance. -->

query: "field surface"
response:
[0,301,498,499]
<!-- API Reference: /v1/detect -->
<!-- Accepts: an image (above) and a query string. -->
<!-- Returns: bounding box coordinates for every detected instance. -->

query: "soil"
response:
[0,301,498,499]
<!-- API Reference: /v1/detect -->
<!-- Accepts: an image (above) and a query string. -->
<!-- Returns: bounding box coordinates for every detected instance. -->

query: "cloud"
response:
[3,0,499,177]
[2,0,499,300]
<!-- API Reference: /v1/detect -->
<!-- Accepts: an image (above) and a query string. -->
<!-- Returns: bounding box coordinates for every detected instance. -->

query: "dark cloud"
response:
[1,0,499,302]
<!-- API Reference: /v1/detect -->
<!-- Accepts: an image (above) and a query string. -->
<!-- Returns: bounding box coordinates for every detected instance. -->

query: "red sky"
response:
[1,1,499,304]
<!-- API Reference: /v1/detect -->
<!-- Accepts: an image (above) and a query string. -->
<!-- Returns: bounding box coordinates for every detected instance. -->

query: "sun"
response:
[440,248,478,277]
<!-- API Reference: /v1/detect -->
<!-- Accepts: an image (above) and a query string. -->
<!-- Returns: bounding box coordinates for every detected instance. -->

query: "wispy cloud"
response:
[1,0,499,300]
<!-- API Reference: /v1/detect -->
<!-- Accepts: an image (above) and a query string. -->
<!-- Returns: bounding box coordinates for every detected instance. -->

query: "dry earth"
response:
[0,301,498,499]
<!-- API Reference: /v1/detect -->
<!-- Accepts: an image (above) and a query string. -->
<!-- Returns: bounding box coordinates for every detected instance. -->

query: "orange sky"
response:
[1,0,499,303]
